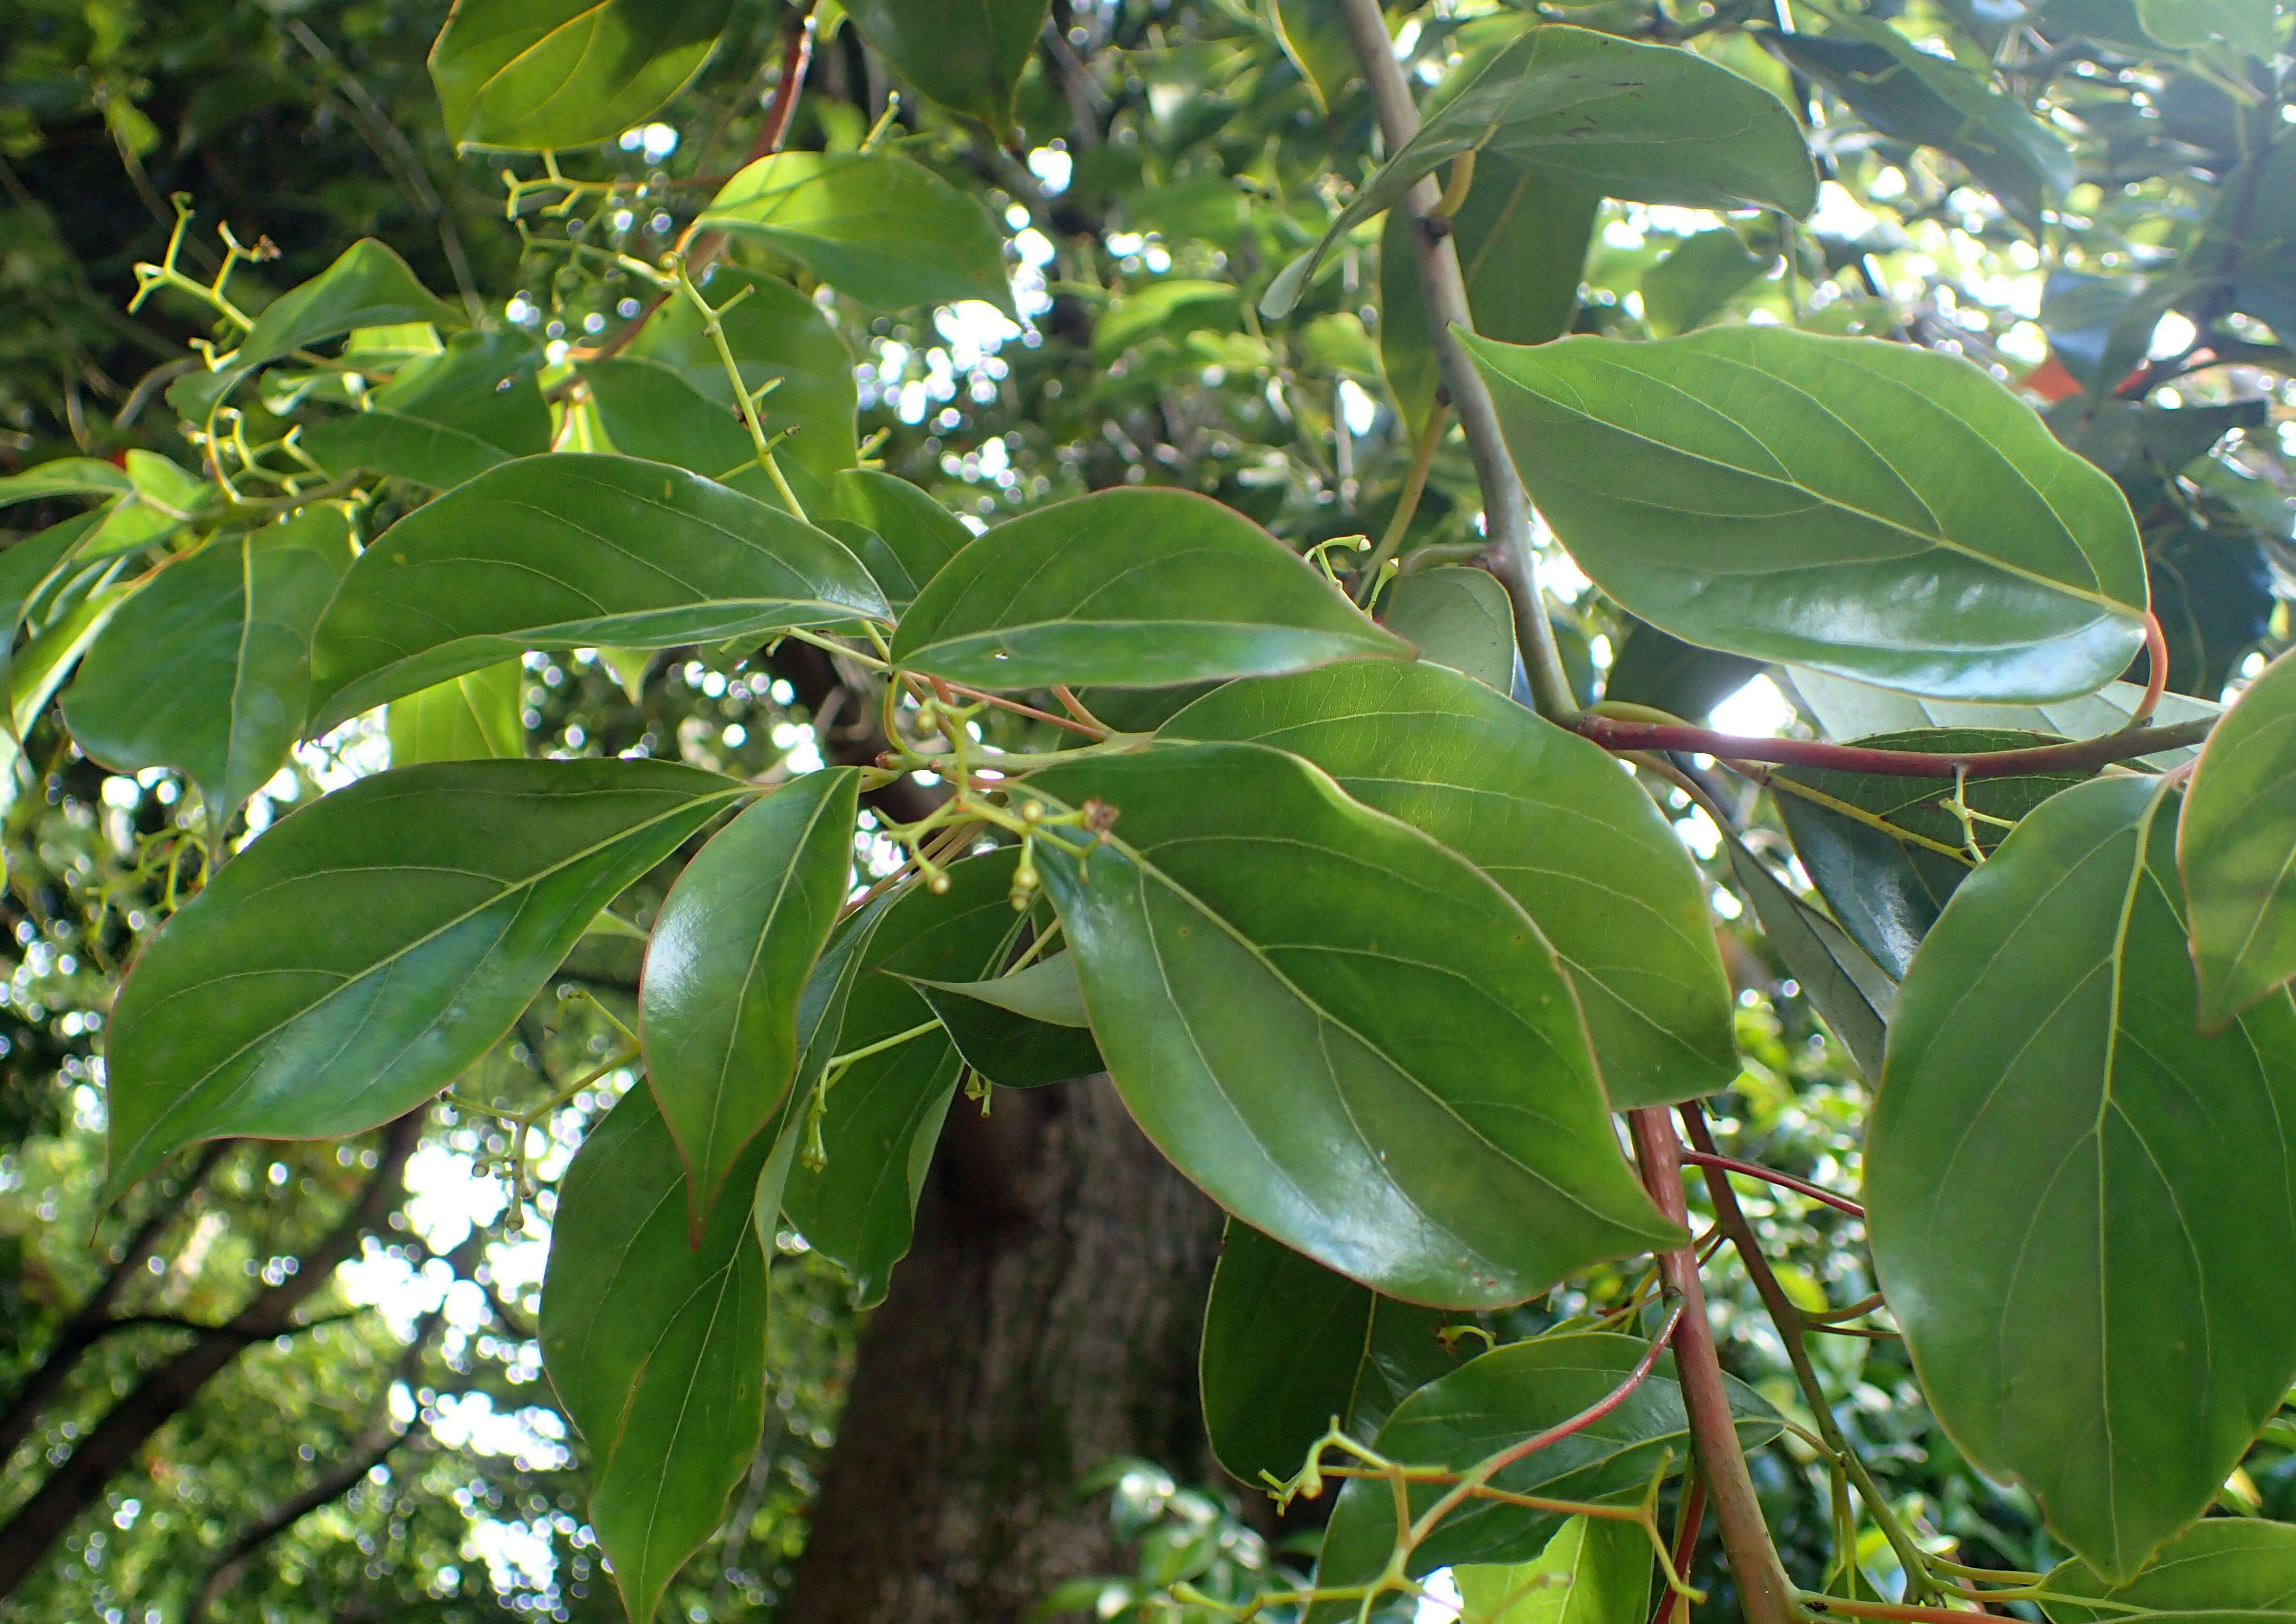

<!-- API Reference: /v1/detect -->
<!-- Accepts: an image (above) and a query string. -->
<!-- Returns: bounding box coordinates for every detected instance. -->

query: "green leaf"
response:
[0,457,132,508]
[1600,619,1762,724]
[428,0,735,151]
[1165,661,1736,1108]
[818,468,971,609]
[2138,0,2281,58]
[307,454,886,730]
[2043,1518,2296,1621]
[1199,1219,1458,1488]
[642,769,860,1229]
[621,269,857,485]
[1718,824,1894,1083]
[1467,327,2151,702]
[892,488,1408,690]
[579,356,785,505]
[1866,774,2296,1582]
[61,504,355,820]
[1455,1515,1655,1624]
[1091,280,1243,365]
[1640,227,1773,337]
[696,151,1013,316]
[540,1082,767,1624]
[781,847,1034,1306]
[1306,1330,1781,1620]
[386,663,526,764]
[839,0,1050,133]
[1784,667,2219,768]
[1269,0,1358,113]
[904,952,1103,1090]
[0,575,136,813]
[193,240,463,406]
[1265,26,1813,318]
[101,759,742,1200]
[303,330,550,490]
[2197,140,2296,344]
[79,453,210,558]
[1021,741,1683,1307]
[1375,566,1516,692]
[2180,649,2296,1028]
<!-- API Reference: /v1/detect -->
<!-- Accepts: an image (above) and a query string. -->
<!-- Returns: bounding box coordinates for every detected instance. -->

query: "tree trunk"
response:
[779,1075,1224,1624]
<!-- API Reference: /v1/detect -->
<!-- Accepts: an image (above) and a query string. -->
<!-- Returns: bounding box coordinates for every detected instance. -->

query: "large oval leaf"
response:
[1866,774,2296,1581]
[1467,327,2151,702]
[1021,741,1683,1307]
[102,758,742,1199]
[307,454,886,729]
[2180,649,2296,1029]
[1165,661,1736,1107]
[540,1082,767,1624]
[2043,1519,2296,1621]
[428,0,735,151]
[642,768,861,1232]
[891,488,1408,690]
[840,0,1049,134]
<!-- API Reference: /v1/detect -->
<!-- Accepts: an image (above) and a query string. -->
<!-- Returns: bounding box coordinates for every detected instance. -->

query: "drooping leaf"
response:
[0,515,98,640]
[1306,1331,1781,1621]
[1866,774,2296,1582]
[60,505,354,822]
[1600,619,1762,723]
[1785,667,2219,767]
[306,454,886,729]
[696,151,1013,316]
[892,488,1408,690]
[904,951,1103,1090]
[1454,1514,1655,1624]
[2043,1518,2296,1621]
[1021,741,1684,1308]
[1376,566,1517,692]
[839,0,1051,134]
[303,329,550,489]
[2144,519,2276,700]
[1718,824,1894,1082]
[1641,227,1773,337]
[1467,327,2152,702]
[429,0,736,151]
[1199,1220,1459,1488]
[642,769,860,1229]
[540,1082,767,1624]
[816,468,970,610]
[101,759,742,1199]
[1265,26,1813,317]
[0,572,136,811]
[1168,661,1734,1106]
[2180,649,2296,1028]
[386,663,526,764]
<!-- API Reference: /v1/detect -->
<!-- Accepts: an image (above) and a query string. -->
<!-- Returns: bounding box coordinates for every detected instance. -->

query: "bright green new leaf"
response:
[428,0,735,151]
[1455,1515,1654,1624]
[1468,327,2151,701]
[892,487,1408,690]
[1199,1220,1458,1488]
[1265,26,1813,317]
[1785,668,2217,767]
[1166,661,1737,1108]
[2180,648,2296,1028]
[642,769,860,1229]
[839,0,1050,133]
[303,329,549,489]
[1719,824,1894,1082]
[904,952,1103,1090]
[307,454,886,729]
[386,663,525,764]
[1306,1331,1780,1620]
[102,759,742,1200]
[1375,567,1516,691]
[1021,741,1684,1307]
[187,240,463,409]
[540,1082,768,1624]
[696,151,1013,316]
[1867,774,2296,1581]
[818,468,970,608]
[0,457,131,508]
[61,504,355,822]
[2043,1518,2296,1620]
[0,573,136,814]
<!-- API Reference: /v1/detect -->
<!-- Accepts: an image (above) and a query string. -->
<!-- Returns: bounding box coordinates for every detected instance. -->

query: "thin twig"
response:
[1680,1151,1865,1219]
[1577,713,2215,779]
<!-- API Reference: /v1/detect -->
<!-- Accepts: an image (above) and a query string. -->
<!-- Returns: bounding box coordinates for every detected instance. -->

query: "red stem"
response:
[1680,1152,1865,1219]
[1573,713,2214,778]
[1488,1303,1685,1475]
[1652,1473,1709,1624]
[2132,610,2169,726]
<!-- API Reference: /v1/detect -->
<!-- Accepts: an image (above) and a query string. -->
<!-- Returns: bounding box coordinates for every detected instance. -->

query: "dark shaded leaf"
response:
[1376,566,1516,691]
[840,0,1051,134]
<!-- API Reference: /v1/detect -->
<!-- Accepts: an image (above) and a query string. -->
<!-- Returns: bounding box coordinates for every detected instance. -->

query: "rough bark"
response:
[779,1076,1224,1624]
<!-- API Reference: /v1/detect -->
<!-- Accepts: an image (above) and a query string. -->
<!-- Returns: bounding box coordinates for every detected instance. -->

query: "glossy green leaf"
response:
[429,0,735,151]
[1719,824,1894,1082]
[1375,567,1516,692]
[818,468,970,609]
[1641,227,1772,337]
[904,952,1103,1090]
[642,769,860,1229]
[2133,0,2279,54]
[781,848,1035,1306]
[1455,1515,1654,1624]
[307,454,886,729]
[2180,648,2296,1028]
[1785,667,2218,768]
[914,949,1088,1028]
[1199,1220,1458,1488]
[696,151,1013,316]
[303,329,549,489]
[386,662,525,764]
[540,1082,767,1624]
[892,488,1408,690]
[2044,1519,2296,1621]
[1468,327,2151,702]
[1165,661,1736,1108]
[1265,26,1813,317]
[187,240,462,407]
[621,269,857,484]
[839,0,1050,133]
[61,505,355,820]
[1867,774,2296,1581]
[1306,1331,1780,1620]
[1021,741,1683,1307]
[101,759,741,1199]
